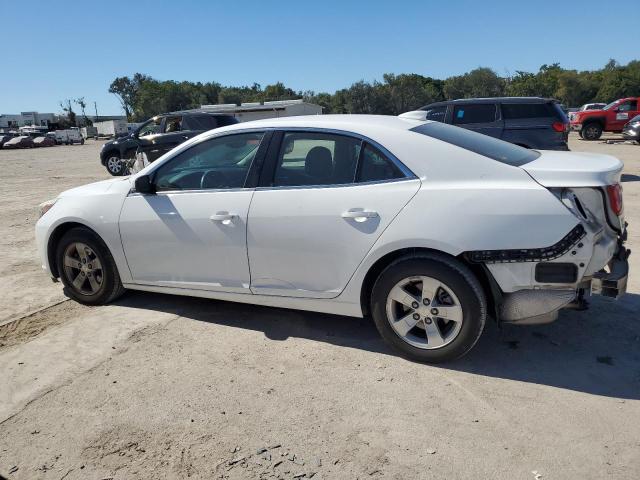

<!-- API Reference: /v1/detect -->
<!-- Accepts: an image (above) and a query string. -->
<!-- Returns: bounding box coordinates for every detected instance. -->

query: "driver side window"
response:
[154,132,264,191]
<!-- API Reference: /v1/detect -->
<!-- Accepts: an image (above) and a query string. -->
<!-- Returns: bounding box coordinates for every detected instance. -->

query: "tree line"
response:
[108,59,640,122]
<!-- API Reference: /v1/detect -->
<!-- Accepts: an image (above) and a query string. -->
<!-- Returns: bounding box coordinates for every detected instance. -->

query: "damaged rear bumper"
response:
[591,243,630,299]
[499,233,630,325]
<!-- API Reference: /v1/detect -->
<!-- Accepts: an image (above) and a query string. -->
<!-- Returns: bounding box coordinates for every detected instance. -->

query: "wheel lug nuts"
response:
[412,313,420,320]
[411,302,419,309]
[430,308,439,315]
[425,318,433,324]
[423,298,430,306]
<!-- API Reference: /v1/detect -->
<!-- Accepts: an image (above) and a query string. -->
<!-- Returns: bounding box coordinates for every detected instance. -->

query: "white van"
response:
[54,128,84,145]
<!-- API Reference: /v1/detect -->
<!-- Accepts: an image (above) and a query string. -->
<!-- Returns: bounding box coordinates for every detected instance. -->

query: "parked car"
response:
[622,114,640,142]
[36,115,629,363]
[568,103,607,121]
[3,135,35,149]
[0,133,17,147]
[571,97,640,140]
[33,136,56,147]
[100,111,238,176]
[400,97,569,150]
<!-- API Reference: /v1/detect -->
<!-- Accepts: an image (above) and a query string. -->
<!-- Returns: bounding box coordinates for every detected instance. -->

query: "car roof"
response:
[164,109,237,117]
[218,114,425,134]
[420,97,557,109]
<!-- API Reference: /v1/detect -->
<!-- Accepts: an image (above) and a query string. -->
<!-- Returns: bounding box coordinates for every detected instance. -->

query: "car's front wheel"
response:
[582,123,603,140]
[105,154,123,176]
[56,227,125,305]
[370,253,486,363]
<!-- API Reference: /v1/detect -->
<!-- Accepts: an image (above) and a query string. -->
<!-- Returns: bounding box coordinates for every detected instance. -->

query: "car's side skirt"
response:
[122,283,364,318]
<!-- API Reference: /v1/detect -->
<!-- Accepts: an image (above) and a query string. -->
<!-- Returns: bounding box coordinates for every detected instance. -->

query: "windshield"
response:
[602,101,619,111]
[411,122,540,167]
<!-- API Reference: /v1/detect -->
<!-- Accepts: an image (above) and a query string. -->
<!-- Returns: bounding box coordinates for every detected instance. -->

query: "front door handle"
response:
[341,208,379,222]
[210,211,237,225]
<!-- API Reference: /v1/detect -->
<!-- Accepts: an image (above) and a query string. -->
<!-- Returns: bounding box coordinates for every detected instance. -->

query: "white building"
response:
[0,111,56,128]
[199,99,322,122]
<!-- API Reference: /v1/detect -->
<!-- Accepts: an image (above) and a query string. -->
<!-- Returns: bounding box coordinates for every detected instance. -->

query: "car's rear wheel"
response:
[105,154,123,176]
[582,123,603,140]
[370,253,486,363]
[56,227,125,305]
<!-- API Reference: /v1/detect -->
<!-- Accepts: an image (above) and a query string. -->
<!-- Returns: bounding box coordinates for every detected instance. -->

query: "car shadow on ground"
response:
[113,291,640,400]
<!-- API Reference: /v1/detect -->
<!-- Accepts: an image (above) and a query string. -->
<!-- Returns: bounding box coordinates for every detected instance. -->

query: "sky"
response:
[2,0,638,116]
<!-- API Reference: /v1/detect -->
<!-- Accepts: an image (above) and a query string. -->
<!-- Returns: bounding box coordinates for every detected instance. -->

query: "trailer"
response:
[81,126,98,139]
[94,119,128,138]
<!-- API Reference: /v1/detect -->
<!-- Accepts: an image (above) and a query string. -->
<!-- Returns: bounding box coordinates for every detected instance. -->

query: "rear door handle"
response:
[210,211,237,224]
[341,208,379,222]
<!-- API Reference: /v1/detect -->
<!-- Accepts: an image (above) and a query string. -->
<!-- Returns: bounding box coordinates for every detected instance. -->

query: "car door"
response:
[135,117,165,161]
[145,115,189,161]
[119,130,269,293]
[611,99,639,130]
[247,130,421,299]
[452,103,503,138]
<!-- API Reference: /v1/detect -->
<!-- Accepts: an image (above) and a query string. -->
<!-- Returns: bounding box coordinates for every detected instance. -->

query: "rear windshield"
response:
[410,122,540,166]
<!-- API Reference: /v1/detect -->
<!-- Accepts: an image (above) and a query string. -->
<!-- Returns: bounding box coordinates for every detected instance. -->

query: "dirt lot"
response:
[0,136,639,479]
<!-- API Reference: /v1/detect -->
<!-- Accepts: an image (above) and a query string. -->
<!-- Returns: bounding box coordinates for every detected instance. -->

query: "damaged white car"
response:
[35,115,629,363]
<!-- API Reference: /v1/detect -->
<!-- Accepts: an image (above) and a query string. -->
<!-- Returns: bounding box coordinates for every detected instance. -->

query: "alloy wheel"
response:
[385,275,463,349]
[62,242,104,295]
[107,156,122,175]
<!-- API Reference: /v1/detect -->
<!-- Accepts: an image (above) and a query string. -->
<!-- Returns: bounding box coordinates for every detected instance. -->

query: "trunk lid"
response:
[521,151,623,187]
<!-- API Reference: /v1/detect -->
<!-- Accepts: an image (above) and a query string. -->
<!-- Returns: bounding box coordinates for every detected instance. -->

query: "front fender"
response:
[35,184,132,283]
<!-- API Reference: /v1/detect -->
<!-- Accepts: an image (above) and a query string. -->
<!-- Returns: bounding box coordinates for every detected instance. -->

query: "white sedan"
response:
[35,115,629,363]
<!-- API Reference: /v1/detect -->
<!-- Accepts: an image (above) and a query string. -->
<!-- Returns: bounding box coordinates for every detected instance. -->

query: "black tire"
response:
[582,122,602,140]
[105,154,123,176]
[55,227,125,305]
[370,253,486,363]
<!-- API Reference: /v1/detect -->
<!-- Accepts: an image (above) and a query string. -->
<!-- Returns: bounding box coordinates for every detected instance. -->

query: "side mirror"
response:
[134,174,156,194]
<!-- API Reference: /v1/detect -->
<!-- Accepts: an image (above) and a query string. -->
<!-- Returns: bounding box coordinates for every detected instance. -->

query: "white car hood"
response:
[521,151,623,187]
[58,177,130,198]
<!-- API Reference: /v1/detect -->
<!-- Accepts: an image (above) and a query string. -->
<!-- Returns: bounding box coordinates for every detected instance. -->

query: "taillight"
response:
[552,121,566,132]
[606,184,623,216]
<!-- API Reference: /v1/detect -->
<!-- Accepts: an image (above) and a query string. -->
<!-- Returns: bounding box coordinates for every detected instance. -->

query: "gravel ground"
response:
[0,135,639,479]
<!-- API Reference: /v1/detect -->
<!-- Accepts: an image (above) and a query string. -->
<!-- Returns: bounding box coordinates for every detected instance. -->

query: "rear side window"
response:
[411,122,540,166]
[183,115,220,131]
[273,132,360,187]
[357,143,404,183]
[502,103,565,120]
[452,104,497,124]
[421,106,447,122]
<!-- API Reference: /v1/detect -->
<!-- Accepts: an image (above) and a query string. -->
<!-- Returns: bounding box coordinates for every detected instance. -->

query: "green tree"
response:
[444,67,504,99]
[109,73,151,120]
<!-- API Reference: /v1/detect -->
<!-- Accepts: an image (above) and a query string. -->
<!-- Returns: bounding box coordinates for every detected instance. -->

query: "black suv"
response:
[100,111,238,175]
[401,97,569,150]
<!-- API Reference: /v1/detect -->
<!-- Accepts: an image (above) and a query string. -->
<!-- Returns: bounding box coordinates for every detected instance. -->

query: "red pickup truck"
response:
[571,97,640,140]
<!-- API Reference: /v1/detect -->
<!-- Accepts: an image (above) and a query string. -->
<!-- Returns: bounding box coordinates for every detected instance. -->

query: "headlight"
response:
[38,199,57,218]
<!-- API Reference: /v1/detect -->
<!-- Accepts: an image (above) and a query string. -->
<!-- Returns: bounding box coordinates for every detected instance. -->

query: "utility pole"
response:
[94,101,98,121]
